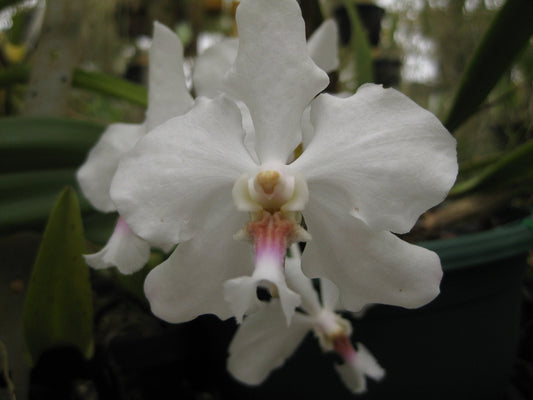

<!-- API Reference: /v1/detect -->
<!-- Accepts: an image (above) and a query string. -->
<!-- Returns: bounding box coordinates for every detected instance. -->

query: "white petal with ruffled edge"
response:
[143,191,252,323]
[334,343,385,394]
[292,84,458,234]
[307,19,339,74]
[111,96,257,247]
[77,122,145,212]
[193,17,337,100]
[301,189,443,312]
[84,217,150,274]
[227,301,312,385]
[225,0,329,163]
[146,22,194,131]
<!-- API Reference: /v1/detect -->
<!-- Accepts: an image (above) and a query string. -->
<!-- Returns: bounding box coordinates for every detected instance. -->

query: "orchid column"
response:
[111,0,457,325]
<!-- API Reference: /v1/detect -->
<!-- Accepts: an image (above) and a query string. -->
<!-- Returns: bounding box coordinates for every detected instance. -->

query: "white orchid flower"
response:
[228,245,385,394]
[110,0,457,324]
[77,22,194,274]
[77,16,337,275]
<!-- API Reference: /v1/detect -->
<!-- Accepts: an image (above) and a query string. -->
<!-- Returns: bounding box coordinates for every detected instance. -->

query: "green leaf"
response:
[444,0,533,132]
[0,66,147,106]
[343,0,374,88]
[83,212,118,245]
[0,64,29,87]
[23,186,93,364]
[0,169,95,232]
[420,213,533,270]
[72,69,147,107]
[0,117,103,172]
[0,169,78,201]
[451,138,533,196]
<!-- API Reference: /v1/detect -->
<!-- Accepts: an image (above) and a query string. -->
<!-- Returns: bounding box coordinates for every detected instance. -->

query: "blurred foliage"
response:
[0,0,530,241]
[381,0,532,163]
[0,0,530,225]
[444,0,533,132]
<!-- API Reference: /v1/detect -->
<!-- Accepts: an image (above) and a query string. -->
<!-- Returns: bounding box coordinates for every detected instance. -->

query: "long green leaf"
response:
[0,64,29,87]
[0,169,79,200]
[420,214,533,270]
[0,169,95,232]
[0,117,103,172]
[0,66,147,106]
[450,138,533,196]
[72,69,147,107]
[23,186,94,365]
[445,0,533,132]
[0,168,117,243]
[343,0,374,87]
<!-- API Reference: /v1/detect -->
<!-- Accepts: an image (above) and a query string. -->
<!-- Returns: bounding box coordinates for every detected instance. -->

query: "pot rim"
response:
[418,213,533,271]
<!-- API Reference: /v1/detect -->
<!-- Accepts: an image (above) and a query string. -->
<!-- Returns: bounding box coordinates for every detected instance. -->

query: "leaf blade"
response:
[23,186,94,364]
[343,0,374,88]
[450,138,533,196]
[0,117,103,172]
[444,0,533,132]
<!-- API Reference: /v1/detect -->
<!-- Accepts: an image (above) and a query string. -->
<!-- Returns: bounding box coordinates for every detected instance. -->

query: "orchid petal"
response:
[225,0,329,163]
[307,19,339,74]
[319,277,340,312]
[84,217,150,274]
[301,191,443,312]
[223,276,263,324]
[227,301,312,385]
[224,259,301,325]
[193,38,239,98]
[143,194,252,323]
[146,22,194,131]
[292,84,458,234]
[284,244,322,316]
[77,123,145,212]
[301,106,314,150]
[334,343,385,394]
[111,96,256,247]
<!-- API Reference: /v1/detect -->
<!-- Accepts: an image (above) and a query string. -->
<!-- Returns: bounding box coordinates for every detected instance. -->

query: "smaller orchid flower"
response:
[227,245,385,394]
[77,22,193,274]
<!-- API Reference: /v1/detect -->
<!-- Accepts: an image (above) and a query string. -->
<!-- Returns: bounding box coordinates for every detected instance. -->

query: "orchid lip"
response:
[333,335,358,363]
[226,211,310,324]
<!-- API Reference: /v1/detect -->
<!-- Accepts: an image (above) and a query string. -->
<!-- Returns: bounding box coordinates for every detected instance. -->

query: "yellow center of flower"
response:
[232,162,309,214]
[256,170,280,195]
